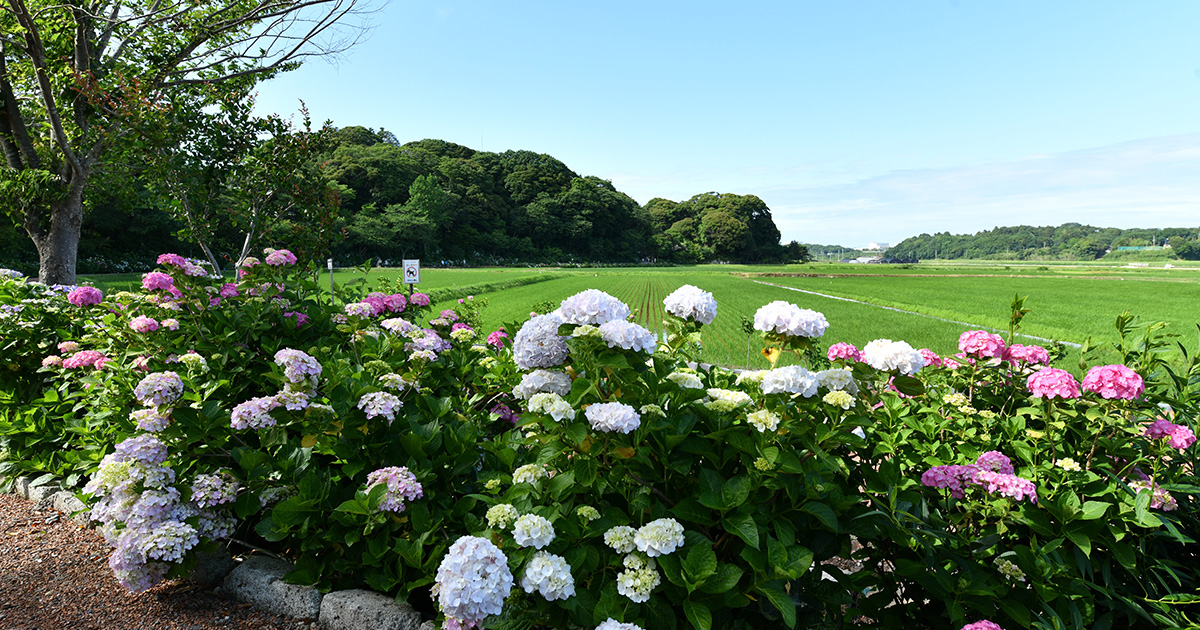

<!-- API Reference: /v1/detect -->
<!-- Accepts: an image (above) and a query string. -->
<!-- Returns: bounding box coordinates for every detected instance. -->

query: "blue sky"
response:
[254,1,1200,247]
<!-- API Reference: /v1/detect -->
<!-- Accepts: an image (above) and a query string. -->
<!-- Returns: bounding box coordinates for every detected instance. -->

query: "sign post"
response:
[402,259,420,293]
[327,258,334,298]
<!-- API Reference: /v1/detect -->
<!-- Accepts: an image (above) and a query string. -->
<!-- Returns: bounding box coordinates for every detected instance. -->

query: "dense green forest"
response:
[886,223,1200,261]
[0,127,803,274]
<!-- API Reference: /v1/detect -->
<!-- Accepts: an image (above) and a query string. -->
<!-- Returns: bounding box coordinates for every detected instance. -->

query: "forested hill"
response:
[0,127,801,273]
[325,129,795,265]
[886,224,1200,261]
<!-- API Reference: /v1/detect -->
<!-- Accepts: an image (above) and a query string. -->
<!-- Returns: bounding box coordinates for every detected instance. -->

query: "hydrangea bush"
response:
[2,262,1197,630]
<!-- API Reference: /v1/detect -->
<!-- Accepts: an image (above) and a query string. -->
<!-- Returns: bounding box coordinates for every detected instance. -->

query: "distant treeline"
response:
[886,224,1200,261]
[0,127,808,273]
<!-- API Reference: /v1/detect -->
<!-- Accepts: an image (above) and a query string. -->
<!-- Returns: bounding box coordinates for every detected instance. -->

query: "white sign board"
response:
[402,259,421,284]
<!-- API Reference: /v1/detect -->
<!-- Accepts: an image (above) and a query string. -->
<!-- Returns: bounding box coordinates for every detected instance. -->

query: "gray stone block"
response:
[222,555,323,620]
[191,549,237,587]
[26,482,60,503]
[50,491,90,524]
[418,622,436,630]
[12,476,32,500]
[319,589,421,630]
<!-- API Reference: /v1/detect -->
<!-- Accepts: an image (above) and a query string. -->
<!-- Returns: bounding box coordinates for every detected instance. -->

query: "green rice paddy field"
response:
[85,261,1200,369]
[399,263,1200,368]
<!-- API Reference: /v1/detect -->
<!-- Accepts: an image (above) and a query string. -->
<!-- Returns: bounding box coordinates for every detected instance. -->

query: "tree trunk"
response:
[31,180,85,286]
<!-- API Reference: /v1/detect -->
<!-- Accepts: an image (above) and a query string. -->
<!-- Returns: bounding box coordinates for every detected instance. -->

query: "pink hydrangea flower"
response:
[452,322,472,332]
[264,248,297,266]
[383,293,407,312]
[161,318,180,331]
[57,341,79,354]
[42,355,62,368]
[141,271,175,292]
[440,309,459,322]
[410,292,430,307]
[827,342,861,363]
[283,311,309,328]
[920,465,978,499]
[129,316,159,333]
[67,286,103,306]
[1144,418,1196,450]
[1082,364,1144,400]
[156,253,187,267]
[1004,343,1049,366]
[973,470,1038,503]
[943,357,964,370]
[918,348,942,368]
[1026,368,1081,399]
[219,283,239,298]
[958,330,1006,359]
[961,622,1004,630]
[975,451,1014,474]
[362,294,388,316]
[486,328,508,349]
[63,350,107,369]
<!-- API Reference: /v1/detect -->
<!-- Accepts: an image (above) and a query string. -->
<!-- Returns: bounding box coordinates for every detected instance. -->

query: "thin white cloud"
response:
[751,134,1200,247]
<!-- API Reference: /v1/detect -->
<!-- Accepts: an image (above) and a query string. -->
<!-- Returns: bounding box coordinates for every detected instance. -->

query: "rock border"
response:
[4,474,428,630]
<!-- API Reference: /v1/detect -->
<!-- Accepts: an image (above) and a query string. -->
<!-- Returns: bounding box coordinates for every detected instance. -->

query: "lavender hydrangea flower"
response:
[663,284,717,325]
[273,348,322,385]
[753,301,828,338]
[513,312,569,370]
[434,536,513,627]
[366,466,423,513]
[558,289,630,325]
[230,396,280,430]
[133,372,184,407]
[513,370,572,400]
[599,320,656,353]
[585,402,641,434]
[191,473,240,509]
[358,391,403,424]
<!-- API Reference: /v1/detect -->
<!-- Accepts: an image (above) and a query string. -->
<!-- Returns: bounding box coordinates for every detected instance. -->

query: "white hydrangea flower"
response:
[861,339,925,375]
[558,289,630,325]
[747,409,780,433]
[434,536,513,626]
[704,388,753,412]
[486,504,519,529]
[596,620,646,630]
[734,370,768,388]
[520,551,575,601]
[639,404,664,417]
[663,284,717,325]
[634,518,685,557]
[513,369,572,400]
[823,390,854,409]
[604,526,637,553]
[666,371,704,390]
[513,464,547,485]
[753,301,828,338]
[816,368,859,394]
[512,514,556,549]
[761,365,819,397]
[616,554,661,603]
[585,402,641,434]
[576,506,601,521]
[599,320,656,353]
[512,312,569,370]
[379,373,412,391]
[528,392,576,422]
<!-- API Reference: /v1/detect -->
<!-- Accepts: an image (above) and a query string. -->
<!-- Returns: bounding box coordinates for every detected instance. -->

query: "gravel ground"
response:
[0,492,313,630]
